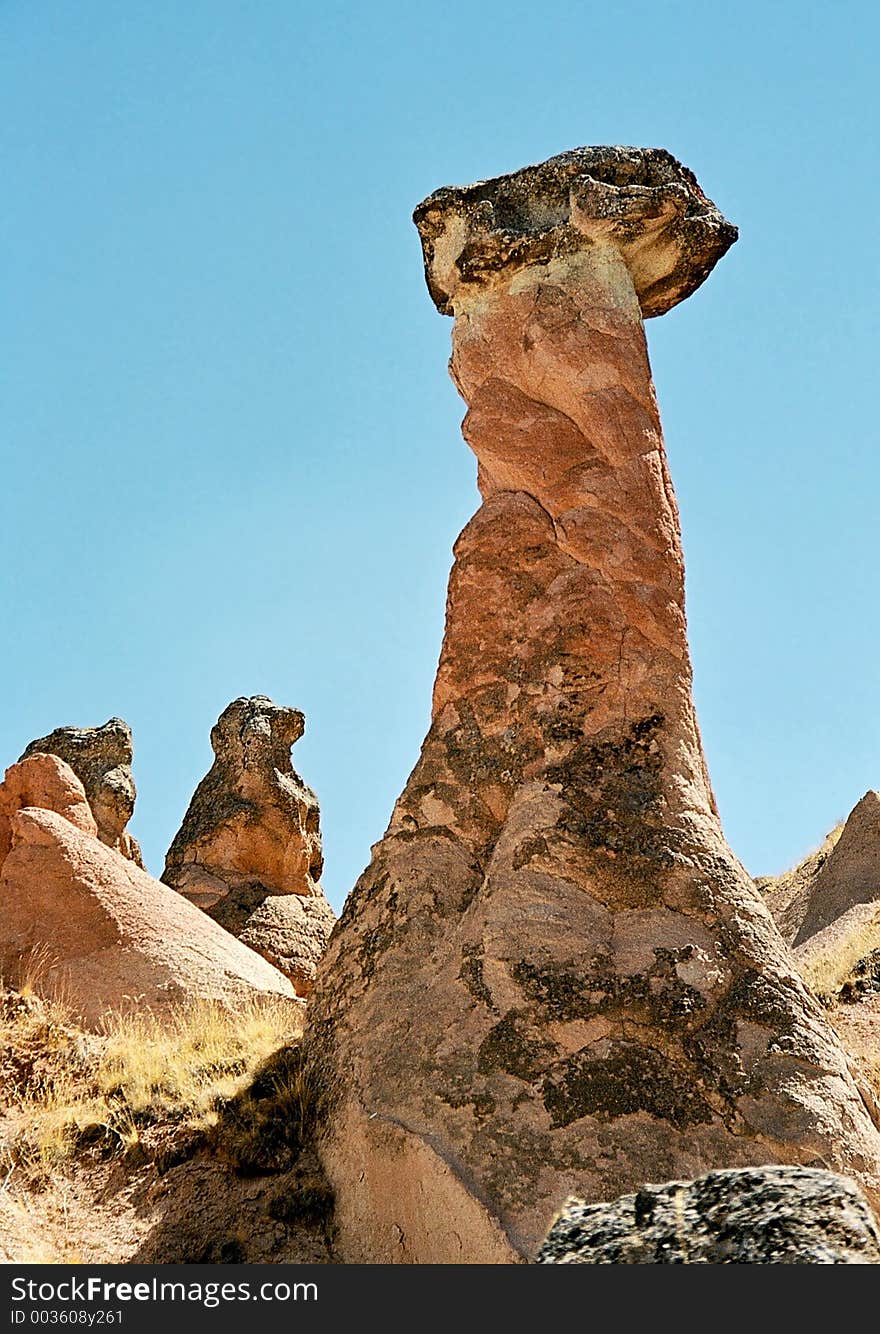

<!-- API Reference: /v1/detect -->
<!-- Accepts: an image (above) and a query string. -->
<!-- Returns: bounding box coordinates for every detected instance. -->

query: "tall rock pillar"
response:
[306,148,880,1262]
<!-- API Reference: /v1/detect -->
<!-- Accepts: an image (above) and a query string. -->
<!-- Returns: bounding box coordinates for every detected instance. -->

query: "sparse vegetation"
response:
[0,980,336,1263]
[797,907,880,1005]
[211,1044,315,1173]
[755,822,845,917]
[0,983,303,1184]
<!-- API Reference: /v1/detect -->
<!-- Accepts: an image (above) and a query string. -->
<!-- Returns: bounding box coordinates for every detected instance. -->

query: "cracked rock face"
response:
[163,697,335,996]
[20,719,143,867]
[305,147,880,1264]
[537,1167,880,1264]
[413,145,737,320]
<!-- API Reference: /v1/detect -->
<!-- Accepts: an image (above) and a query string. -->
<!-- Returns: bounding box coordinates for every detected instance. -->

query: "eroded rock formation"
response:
[780,792,880,947]
[757,794,880,1002]
[0,753,97,864]
[0,755,298,1027]
[305,147,880,1263]
[537,1167,880,1264]
[756,823,843,933]
[758,795,880,1119]
[163,697,335,995]
[21,719,144,866]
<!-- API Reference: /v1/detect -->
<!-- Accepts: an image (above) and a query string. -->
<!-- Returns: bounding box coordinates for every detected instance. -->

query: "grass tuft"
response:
[1,986,303,1183]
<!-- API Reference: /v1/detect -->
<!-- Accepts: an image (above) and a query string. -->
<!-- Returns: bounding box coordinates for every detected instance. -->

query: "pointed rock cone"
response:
[0,757,297,1027]
[21,718,144,867]
[782,791,880,948]
[305,148,880,1263]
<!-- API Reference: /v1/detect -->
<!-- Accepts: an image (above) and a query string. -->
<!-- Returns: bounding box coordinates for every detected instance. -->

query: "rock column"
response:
[306,148,880,1262]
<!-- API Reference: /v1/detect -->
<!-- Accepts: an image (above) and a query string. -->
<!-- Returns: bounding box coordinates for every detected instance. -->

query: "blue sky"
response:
[2,1,877,911]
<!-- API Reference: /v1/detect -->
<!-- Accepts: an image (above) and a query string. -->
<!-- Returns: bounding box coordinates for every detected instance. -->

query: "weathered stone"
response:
[163,697,335,995]
[755,793,880,1003]
[305,146,880,1263]
[0,805,298,1028]
[537,1166,880,1264]
[0,754,96,866]
[757,797,880,1121]
[756,823,843,932]
[20,719,143,866]
[827,992,880,1129]
[779,792,880,948]
[413,145,737,319]
[794,902,880,1005]
[237,893,338,997]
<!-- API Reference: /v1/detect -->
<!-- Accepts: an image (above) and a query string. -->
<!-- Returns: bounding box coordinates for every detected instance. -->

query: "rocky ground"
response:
[0,987,336,1264]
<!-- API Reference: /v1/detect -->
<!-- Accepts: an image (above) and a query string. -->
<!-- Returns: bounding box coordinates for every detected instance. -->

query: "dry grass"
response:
[796,904,880,1003]
[0,981,334,1265]
[97,999,303,1124]
[9,942,74,1008]
[0,985,303,1183]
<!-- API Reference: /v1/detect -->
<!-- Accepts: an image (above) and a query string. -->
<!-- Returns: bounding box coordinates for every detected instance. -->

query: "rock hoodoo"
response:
[0,757,297,1026]
[21,719,144,867]
[305,147,880,1263]
[162,697,335,996]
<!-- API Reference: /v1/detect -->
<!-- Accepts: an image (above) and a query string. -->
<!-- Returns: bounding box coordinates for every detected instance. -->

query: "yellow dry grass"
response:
[1,985,303,1180]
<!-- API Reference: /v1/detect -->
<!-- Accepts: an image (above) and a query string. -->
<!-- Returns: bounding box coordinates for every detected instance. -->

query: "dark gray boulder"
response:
[537,1166,880,1264]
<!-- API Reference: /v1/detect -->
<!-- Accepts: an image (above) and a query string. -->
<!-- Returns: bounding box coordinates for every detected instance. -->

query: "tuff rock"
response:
[305,146,880,1263]
[21,719,144,866]
[757,793,880,1003]
[758,795,880,1120]
[0,756,297,1027]
[779,791,880,949]
[0,753,97,864]
[536,1166,880,1264]
[163,697,335,995]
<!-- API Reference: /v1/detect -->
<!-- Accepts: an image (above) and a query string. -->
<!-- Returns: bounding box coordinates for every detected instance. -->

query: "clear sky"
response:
[2,1,878,912]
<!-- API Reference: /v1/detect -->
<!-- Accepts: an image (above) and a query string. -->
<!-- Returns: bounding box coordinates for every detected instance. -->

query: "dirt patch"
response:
[0,985,336,1264]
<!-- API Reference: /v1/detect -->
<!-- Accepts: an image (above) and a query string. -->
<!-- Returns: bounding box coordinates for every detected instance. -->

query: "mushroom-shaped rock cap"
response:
[413,146,737,318]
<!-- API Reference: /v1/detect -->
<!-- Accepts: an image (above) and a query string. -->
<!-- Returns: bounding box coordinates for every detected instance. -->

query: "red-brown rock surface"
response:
[163,697,335,995]
[20,719,144,866]
[0,753,97,864]
[305,147,880,1263]
[0,758,297,1027]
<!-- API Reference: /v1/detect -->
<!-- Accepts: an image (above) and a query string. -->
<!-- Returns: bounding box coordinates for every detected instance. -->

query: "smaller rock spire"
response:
[20,717,143,866]
[162,696,335,996]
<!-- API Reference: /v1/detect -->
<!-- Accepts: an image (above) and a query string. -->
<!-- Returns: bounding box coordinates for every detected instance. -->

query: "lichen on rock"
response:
[0,757,297,1027]
[537,1167,880,1264]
